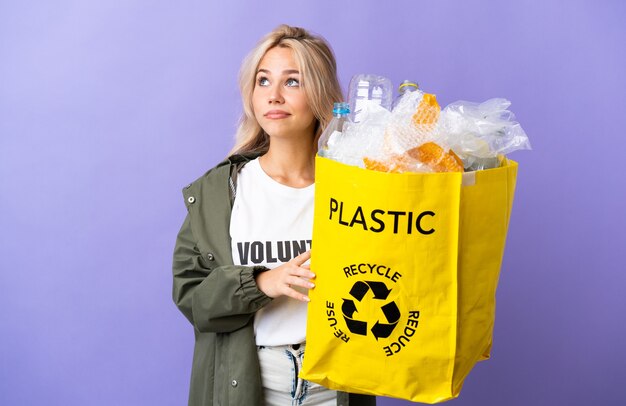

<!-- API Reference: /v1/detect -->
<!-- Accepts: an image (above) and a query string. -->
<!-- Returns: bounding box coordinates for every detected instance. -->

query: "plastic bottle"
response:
[392,80,419,110]
[318,102,350,157]
[348,74,393,122]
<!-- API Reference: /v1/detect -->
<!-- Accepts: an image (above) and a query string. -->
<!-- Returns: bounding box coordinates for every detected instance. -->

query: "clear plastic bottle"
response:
[347,74,393,122]
[318,102,350,157]
[392,80,419,110]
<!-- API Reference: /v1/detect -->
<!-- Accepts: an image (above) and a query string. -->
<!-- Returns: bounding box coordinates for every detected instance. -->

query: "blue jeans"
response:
[257,344,337,406]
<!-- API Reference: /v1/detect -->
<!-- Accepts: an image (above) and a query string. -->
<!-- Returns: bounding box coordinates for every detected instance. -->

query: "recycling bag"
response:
[301,156,517,403]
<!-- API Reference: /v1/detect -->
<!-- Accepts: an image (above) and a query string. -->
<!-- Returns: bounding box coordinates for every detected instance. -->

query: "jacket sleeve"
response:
[172,213,272,333]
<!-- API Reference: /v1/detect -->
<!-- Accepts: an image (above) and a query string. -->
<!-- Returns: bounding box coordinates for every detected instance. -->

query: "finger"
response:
[283,286,310,302]
[286,275,315,289]
[290,250,311,266]
[289,266,315,280]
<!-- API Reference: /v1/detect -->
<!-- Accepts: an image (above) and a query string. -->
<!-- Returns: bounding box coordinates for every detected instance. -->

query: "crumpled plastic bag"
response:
[325,99,391,168]
[324,85,531,173]
[438,98,531,170]
[362,90,463,173]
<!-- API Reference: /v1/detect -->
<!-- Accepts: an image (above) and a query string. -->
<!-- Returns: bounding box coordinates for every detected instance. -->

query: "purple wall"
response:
[1,1,624,405]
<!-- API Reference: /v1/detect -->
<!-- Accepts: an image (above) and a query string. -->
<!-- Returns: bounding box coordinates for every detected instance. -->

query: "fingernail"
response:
[304,296,311,302]
[309,282,315,288]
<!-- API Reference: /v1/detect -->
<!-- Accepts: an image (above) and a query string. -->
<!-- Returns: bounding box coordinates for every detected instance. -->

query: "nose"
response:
[268,84,284,104]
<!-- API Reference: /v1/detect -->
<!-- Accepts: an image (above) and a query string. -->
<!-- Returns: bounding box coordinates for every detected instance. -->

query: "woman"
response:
[172,25,376,406]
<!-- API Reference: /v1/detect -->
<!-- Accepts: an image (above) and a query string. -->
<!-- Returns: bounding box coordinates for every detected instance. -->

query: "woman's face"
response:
[252,46,316,141]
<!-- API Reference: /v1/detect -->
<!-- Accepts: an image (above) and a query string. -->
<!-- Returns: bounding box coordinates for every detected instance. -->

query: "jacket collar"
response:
[215,152,264,169]
[225,152,263,205]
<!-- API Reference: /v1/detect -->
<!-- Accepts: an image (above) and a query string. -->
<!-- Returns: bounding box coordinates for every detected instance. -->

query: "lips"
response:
[264,110,291,119]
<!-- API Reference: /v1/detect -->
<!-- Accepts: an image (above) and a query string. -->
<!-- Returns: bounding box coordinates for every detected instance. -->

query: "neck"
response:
[259,136,316,188]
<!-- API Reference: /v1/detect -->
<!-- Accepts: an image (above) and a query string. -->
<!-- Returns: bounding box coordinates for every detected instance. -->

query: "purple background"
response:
[1,1,625,405]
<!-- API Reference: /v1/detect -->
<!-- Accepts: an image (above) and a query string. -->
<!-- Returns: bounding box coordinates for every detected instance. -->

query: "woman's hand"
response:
[255,250,315,302]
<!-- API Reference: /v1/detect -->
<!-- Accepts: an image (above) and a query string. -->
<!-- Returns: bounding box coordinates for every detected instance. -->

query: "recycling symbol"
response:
[341,281,401,340]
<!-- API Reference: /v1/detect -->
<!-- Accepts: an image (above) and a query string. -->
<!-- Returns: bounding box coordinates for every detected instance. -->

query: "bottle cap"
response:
[333,102,350,115]
[357,80,370,98]
[370,87,384,105]
[398,80,419,92]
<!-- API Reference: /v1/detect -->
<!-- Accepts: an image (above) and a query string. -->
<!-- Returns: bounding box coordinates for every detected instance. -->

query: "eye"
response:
[257,76,270,87]
[286,78,300,87]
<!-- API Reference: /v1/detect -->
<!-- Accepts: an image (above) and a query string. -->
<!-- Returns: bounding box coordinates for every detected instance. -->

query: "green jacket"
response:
[172,154,375,406]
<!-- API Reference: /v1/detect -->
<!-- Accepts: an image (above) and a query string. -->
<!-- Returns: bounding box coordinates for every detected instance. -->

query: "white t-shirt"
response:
[230,158,314,346]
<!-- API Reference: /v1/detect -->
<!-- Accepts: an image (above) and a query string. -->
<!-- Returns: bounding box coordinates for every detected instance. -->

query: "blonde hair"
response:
[230,25,343,156]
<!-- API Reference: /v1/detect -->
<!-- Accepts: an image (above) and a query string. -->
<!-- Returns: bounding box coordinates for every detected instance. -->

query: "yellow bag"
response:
[301,156,518,403]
